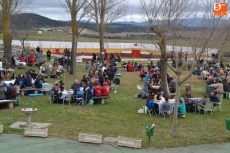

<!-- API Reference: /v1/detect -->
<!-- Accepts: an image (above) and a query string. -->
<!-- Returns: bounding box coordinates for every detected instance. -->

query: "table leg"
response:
[21,91,25,96]
[34,90,38,94]
[101,99,105,104]
[8,102,13,109]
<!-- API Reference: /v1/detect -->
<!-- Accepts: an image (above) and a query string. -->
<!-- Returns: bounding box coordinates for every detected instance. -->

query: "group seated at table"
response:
[50,79,110,105]
[13,73,45,89]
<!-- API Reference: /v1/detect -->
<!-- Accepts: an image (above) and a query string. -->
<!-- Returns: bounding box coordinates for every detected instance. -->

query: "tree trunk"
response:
[70,35,77,75]
[160,53,169,97]
[172,74,180,138]
[3,35,12,62]
[99,24,104,61]
[2,12,12,62]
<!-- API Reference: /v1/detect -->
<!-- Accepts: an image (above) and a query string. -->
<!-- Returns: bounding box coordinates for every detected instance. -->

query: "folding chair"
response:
[74,90,85,105]
[146,100,157,116]
[199,102,213,115]
[214,94,223,112]
[62,94,72,106]
[50,91,58,104]
[161,111,172,118]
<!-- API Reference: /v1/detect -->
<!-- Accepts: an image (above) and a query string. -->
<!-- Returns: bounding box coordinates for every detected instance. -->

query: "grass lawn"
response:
[0,59,230,148]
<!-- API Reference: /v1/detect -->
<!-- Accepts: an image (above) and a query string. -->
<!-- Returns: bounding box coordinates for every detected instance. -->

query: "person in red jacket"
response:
[101,82,110,96]
[93,82,102,96]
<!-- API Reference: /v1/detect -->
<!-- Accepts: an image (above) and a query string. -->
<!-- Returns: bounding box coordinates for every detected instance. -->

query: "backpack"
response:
[136,93,147,99]
[113,78,120,85]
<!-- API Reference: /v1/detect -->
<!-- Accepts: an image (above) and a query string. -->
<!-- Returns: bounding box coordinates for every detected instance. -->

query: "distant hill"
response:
[12,13,68,28]
[8,13,226,34]
[10,13,145,33]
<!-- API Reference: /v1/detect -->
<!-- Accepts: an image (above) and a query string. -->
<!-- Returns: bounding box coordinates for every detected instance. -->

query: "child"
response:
[178,99,186,118]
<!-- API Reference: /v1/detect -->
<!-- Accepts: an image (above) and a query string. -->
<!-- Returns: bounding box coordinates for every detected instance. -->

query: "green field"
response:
[0,60,230,149]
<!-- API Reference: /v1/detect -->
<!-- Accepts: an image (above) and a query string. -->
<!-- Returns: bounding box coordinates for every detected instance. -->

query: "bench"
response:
[0,100,17,109]
[92,96,110,104]
[20,88,41,96]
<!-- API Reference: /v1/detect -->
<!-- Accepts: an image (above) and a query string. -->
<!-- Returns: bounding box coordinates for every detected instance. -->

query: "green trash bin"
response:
[225,119,230,131]
[146,123,155,144]
[14,97,20,107]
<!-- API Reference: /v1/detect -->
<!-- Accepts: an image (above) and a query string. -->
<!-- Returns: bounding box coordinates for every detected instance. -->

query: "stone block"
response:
[0,125,3,133]
[103,137,118,144]
[117,136,142,149]
[78,133,102,144]
[24,128,48,138]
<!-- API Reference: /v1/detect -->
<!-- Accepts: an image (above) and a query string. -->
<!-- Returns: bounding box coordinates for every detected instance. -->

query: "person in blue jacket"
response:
[178,99,186,117]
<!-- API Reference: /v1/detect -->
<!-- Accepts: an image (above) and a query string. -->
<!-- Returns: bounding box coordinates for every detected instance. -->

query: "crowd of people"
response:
[50,53,120,106]
[136,55,230,117]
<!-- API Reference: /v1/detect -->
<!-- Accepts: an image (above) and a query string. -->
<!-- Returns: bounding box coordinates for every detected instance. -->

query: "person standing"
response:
[46,50,51,61]
[11,55,16,68]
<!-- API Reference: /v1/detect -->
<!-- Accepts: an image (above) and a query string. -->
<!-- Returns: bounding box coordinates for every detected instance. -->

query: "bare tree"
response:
[91,0,127,60]
[11,13,37,53]
[0,0,32,61]
[60,0,92,74]
[140,0,230,138]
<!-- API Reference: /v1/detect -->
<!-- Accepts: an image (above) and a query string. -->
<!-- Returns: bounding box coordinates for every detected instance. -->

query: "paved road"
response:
[0,134,230,153]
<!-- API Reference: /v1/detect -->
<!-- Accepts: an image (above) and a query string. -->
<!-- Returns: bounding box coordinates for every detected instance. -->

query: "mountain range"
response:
[9,13,225,33]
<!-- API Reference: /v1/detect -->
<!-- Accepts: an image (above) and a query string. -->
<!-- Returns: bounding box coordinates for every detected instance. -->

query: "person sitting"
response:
[168,77,176,93]
[146,95,155,115]
[71,80,80,90]
[58,81,65,92]
[178,100,186,117]
[34,76,43,88]
[50,66,58,78]
[139,69,146,81]
[104,77,110,85]
[5,83,17,99]
[10,73,17,81]
[93,82,102,97]
[183,92,193,112]
[144,72,151,81]
[209,92,219,106]
[101,82,110,96]
[199,94,210,113]
[24,74,33,88]
[161,97,171,117]
[42,65,51,77]
[222,78,230,92]
[20,55,26,62]
[14,73,25,88]
[213,79,224,94]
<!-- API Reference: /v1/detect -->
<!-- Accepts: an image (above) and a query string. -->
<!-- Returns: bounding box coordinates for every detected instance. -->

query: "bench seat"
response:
[20,88,41,96]
[92,96,110,104]
[0,100,17,109]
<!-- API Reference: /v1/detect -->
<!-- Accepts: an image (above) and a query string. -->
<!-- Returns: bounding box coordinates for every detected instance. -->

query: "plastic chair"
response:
[74,90,85,105]
[62,94,72,106]
[199,102,213,115]
[41,83,52,95]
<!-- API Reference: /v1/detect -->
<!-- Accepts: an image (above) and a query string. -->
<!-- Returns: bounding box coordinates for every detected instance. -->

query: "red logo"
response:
[214,3,227,16]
